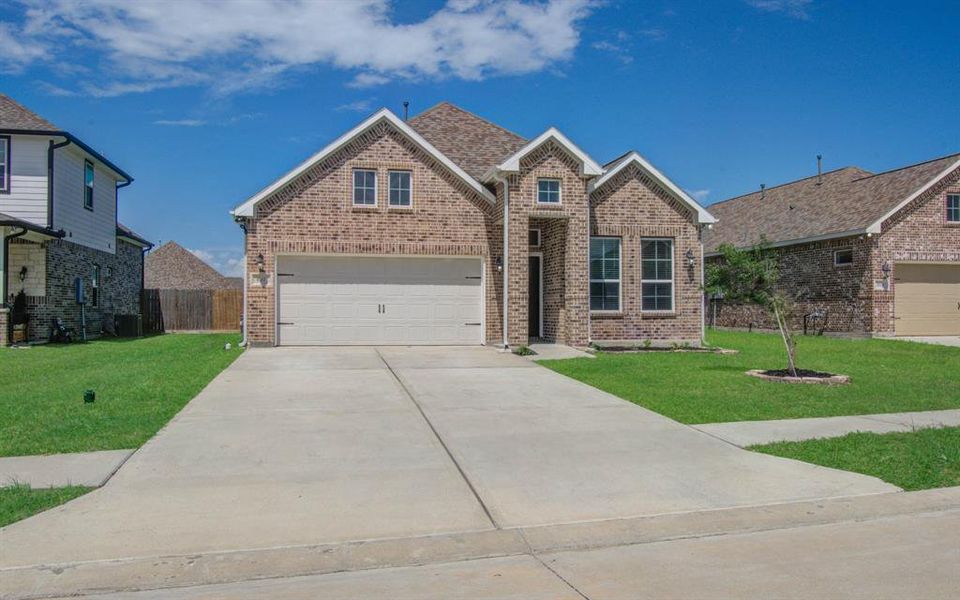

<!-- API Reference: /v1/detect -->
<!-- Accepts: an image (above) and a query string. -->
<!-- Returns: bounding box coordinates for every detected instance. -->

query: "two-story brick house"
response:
[232,102,716,348]
[705,153,960,336]
[0,94,151,344]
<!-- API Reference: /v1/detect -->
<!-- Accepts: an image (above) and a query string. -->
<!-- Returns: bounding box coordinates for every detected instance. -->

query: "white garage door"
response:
[277,256,483,346]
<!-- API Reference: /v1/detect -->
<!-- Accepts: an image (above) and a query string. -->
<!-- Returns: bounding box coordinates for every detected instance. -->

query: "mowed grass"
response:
[751,427,960,490]
[0,334,242,457]
[0,484,92,528]
[541,330,960,424]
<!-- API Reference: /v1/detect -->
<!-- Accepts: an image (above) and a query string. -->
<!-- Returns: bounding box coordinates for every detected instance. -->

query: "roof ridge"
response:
[412,101,526,142]
[0,93,60,131]
[709,166,867,208]
[603,150,634,169]
[848,151,960,182]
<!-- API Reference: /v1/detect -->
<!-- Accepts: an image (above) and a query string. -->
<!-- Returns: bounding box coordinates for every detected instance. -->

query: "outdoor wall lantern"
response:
[685,248,696,268]
[256,253,265,272]
[881,261,892,278]
[495,256,503,272]
[18,266,27,282]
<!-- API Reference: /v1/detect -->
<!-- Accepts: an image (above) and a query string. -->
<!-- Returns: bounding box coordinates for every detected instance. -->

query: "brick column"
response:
[0,308,9,347]
[564,210,590,346]
[507,210,529,347]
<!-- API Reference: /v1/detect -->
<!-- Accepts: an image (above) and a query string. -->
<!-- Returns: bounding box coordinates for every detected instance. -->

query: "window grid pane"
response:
[589,238,620,311]
[353,170,376,205]
[641,238,673,311]
[84,161,94,209]
[948,195,960,222]
[389,171,411,206]
[0,138,7,191]
[537,179,560,203]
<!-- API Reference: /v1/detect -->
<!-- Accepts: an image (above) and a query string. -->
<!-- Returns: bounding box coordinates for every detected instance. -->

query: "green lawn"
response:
[0,334,242,457]
[0,484,92,528]
[751,427,960,490]
[541,330,960,424]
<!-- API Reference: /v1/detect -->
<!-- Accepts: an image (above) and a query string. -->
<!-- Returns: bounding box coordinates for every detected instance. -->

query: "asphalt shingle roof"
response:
[704,153,960,252]
[145,242,238,290]
[0,94,60,131]
[408,102,527,181]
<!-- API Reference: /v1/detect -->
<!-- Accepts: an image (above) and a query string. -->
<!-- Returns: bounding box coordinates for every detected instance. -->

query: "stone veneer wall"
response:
[589,162,704,344]
[11,238,143,342]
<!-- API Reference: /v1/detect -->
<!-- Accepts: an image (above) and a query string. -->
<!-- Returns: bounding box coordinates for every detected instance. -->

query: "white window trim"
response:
[0,135,9,194]
[529,228,541,248]
[537,178,562,205]
[589,236,622,313]
[641,237,675,313]
[947,194,960,223]
[352,168,377,207]
[833,247,854,267]
[388,169,413,208]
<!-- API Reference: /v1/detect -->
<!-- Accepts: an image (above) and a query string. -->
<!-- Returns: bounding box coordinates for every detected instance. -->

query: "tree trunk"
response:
[773,303,798,377]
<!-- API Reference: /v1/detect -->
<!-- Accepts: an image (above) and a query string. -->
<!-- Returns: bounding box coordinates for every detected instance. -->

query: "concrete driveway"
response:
[0,346,896,594]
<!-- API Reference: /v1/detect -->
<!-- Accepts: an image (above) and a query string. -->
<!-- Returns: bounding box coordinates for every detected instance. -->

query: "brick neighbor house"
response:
[231,102,716,348]
[0,94,152,344]
[704,153,960,336]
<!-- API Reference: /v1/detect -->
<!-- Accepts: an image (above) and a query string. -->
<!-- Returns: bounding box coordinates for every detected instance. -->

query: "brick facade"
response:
[590,162,704,345]
[241,117,707,348]
[709,167,960,335]
[6,237,143,342]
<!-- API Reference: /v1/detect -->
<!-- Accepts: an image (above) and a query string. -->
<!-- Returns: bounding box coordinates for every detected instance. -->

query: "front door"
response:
[528,255,542,338]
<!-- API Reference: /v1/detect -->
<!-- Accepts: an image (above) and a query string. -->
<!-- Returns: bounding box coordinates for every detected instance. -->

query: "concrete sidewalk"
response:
[0,450,133,488]
[695,409,960,447]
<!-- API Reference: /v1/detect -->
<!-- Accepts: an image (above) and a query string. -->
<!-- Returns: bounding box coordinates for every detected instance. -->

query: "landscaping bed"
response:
[0,333,241,457]
[540,330,960,423]
[750,426,960,491]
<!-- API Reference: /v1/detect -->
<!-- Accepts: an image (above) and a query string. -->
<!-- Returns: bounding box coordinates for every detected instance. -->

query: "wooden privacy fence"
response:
[142,289,242,333]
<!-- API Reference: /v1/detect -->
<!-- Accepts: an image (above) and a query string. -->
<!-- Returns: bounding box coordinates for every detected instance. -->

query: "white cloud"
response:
[745,0,813,20]
[188,248,245,277]
[336,99,374,112]
[153,119,207,127]
[686,189,710,202]
[3,0,596,95]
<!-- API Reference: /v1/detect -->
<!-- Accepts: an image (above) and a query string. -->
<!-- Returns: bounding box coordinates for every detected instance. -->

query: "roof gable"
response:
[408,102,527,181]
[486,127,603,181]
[704,153,960,252]
[0,94,59,131]
[589,151,716,224]
[233,108,495,217]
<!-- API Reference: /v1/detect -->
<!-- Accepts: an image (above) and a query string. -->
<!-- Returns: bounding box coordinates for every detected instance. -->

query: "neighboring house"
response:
[145,241,242,290]
[704,153,960,336]
[231,102,715,347]
[0,94,152,344]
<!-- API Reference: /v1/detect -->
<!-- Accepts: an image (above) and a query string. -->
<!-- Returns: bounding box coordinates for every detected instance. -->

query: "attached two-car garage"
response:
[276,256,484,346]
[895,263,960,336]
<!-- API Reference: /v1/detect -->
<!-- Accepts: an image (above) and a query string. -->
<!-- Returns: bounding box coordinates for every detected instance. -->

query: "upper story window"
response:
[84,160,95,210]
[833,248,853,266]
[388,170,412,207]
[537,178,561,204]
[948,194,960,223]
[589,237,621,311]
[0,135,10,194]
[353,169,377,206]
[641,238,674,312]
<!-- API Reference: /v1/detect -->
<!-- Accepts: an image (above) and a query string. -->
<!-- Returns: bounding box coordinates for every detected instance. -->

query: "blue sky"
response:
[2,0,958,276]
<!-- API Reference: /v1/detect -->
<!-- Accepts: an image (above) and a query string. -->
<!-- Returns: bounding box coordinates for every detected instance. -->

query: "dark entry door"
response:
[528,255,541,338]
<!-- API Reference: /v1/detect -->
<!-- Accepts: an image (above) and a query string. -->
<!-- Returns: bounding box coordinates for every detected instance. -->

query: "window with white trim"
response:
[529,229,541,247]
[0,135,9,194]
[833,248,853,266]
[84,160,95,210]
[537,178,561,204]
[353,169,377,206]
[388,170,411,207]
[590,237,621,311]
[641,238,673,311]
[948,194,960,223]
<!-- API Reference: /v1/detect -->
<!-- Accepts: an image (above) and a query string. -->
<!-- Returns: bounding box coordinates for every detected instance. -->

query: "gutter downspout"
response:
[494,174,509,350]
[47,137,72,230]
[700,227,706,345]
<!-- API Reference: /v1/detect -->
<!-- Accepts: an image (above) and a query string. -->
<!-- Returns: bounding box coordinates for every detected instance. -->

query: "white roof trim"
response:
[864,157,960,234]
[232,108,495,217]
[704,227,868,257]
[488,127,603,180]
[589,152,717,224]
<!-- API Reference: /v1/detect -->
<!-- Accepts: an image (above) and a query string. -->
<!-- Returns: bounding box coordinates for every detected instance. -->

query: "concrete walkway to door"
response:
[0,346,896,597]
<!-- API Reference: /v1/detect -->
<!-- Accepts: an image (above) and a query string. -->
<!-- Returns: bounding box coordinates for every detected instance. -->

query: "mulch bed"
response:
[746,369,850,385]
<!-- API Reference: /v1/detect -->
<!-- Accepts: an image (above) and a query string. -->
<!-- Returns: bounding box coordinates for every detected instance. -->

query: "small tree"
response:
[705,241,799,376]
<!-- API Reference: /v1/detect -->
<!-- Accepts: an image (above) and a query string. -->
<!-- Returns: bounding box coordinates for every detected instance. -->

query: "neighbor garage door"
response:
[895,263,960,336]
[276,256,483,345]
